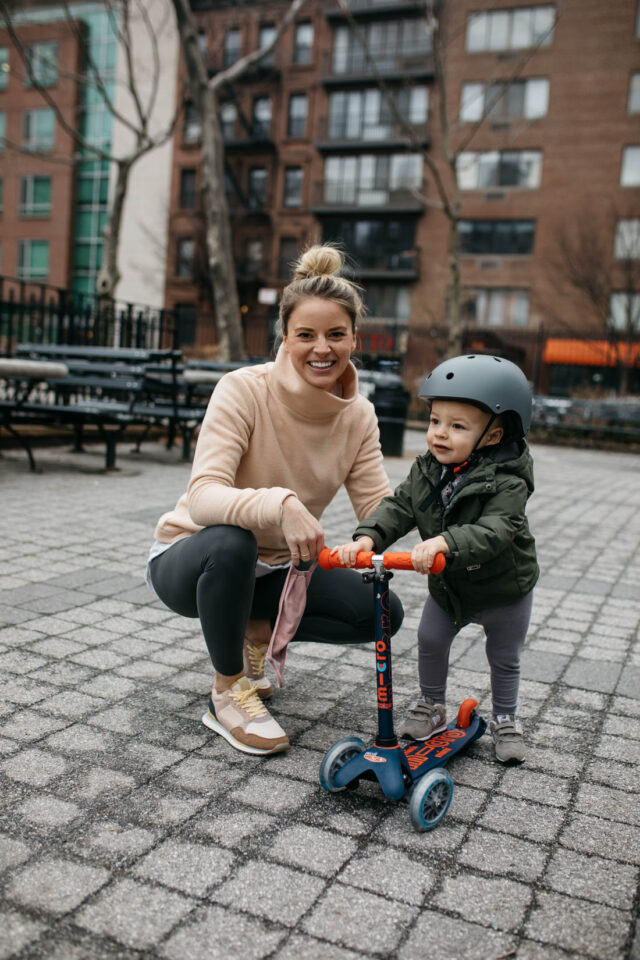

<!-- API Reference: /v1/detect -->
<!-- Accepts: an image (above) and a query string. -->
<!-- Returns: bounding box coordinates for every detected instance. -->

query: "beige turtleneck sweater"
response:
[154,346,392,566]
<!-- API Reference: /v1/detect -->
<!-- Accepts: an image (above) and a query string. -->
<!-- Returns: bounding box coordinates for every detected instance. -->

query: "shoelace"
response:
[246,643,267,675]
[229,683,267,718]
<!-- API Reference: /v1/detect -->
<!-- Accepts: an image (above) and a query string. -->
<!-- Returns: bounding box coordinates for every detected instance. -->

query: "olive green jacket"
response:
[354,442,539,625]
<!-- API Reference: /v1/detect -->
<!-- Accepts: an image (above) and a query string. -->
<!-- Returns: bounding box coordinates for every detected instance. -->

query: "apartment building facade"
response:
[165,0,640,394]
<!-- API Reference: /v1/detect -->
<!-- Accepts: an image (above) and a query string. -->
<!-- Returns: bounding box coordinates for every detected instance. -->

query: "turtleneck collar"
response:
[268,344,359,419]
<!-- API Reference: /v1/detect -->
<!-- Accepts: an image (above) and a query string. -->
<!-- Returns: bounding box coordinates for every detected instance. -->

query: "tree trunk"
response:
[96,157,133,300]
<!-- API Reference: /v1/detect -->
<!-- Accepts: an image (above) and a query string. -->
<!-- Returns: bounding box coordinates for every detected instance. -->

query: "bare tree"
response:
[545,207,640,394]
[335,0,554,357]
[171,0,308,362]
[0,0,178,301]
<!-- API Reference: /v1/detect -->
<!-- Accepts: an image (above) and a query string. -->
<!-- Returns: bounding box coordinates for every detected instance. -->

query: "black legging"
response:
[148,525,404,675]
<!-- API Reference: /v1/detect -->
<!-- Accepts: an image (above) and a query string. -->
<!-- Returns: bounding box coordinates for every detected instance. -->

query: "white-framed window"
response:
[460,78,549,122]
[333,20,432,74]
[284,166,303,207]
[220,102,237,140]
[365,283,411,320]
[184,102,201,143]
[223,27,241,68]
[464,288,530,327]
[253,96,271,137]
[628,73,640,113]
[294,21,314,64]
[248,167,268,209]
[258,23,276,65]
[609,292,640,332]
[466,6,555,52]
[20,175,52,217]
[23,108,55,151]
[17,239,49,280]
[324,153,422,206]
[621,146,640,186]
[614,219,640,259]
[25,41,58,87]
[328,86,428,140]
[176,237,195,278]
[457,150,542,189]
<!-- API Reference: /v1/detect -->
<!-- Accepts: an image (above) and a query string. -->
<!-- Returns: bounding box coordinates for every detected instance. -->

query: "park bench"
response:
[0,344,209,470]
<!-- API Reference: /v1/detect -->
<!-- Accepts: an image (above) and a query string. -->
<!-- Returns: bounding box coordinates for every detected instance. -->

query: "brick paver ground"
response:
[0,432,639,960]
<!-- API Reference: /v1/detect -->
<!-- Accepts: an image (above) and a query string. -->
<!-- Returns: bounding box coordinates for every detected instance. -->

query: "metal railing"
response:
[316,114,428,143]
[313,179,424,208]
[322,46,432,77]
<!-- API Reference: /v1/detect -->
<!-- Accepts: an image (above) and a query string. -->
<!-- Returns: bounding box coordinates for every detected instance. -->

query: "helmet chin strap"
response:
[451,413,497,474]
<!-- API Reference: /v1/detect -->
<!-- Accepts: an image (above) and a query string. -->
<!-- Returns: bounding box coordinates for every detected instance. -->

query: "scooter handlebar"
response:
[318,548,446,575]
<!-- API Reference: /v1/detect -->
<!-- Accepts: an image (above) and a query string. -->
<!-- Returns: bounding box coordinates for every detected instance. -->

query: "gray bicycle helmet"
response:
[419,354,532,437]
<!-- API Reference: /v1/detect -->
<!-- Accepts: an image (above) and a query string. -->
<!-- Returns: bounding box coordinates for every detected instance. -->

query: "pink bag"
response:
[266,561,317,688]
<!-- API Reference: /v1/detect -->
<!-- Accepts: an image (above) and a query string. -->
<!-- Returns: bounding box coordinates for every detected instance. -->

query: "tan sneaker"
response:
[243,640,273,699]
[399,697,447,741]
[490,715,525,764]
[202,677,289,755]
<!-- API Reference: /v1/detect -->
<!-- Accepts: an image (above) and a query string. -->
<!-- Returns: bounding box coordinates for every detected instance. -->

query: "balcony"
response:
[325,0,429,20]
[205,49,280,81]
[221,123,276,152]
[316,114,429,150]
[312,179,424,214]
[321,46,433,84]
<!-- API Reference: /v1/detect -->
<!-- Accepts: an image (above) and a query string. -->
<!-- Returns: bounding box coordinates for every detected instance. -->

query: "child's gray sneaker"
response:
[399,697,447,741]
[490,715,525,764]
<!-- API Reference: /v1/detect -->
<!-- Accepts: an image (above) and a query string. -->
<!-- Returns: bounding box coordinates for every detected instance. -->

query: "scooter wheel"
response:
[319,737,364,793]
[409,768,453,831]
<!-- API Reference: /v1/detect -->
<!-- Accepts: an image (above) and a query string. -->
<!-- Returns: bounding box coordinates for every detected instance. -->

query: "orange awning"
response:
[543,339,640,367]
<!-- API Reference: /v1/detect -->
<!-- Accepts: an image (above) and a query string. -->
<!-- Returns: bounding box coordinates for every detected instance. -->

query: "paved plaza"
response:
[0,430,639,960]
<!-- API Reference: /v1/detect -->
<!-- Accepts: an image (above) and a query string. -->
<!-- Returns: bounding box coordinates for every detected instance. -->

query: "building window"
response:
[628,73,640,114]
[179,169,197,209]
[284,166,303,207]
[464,288,530,327]
[460,78,549,122]
[17,239,49,280]
[0,111,5,153]
[328,86,428,141]
[252,97,271,138]
[184,101,201,143]
[243,238,264,279]
[614,219,640,259]
[621,146,640,186]
[174,303,197,347]
[176,238,195,278]
[220,102,237,141]
[466,6,555,53]
[23,108,55,151]
[324,153,422,206]
[223,27,241,68]
[248,167,268,209]
[322,218,416,271]
[609,292,640,332]
[457,150,542,189]
[287,94,307,137]
[364,284,411,320]
[0,47,8,91]
[459,220,535,255]
[25,42,58,88]
[0,178,3,214]
[294,22,314,64]
[278,237,299,278]
[197,29,207,54]
[258,24,276,65]
[333,20,431,75]
[20,176,52,217]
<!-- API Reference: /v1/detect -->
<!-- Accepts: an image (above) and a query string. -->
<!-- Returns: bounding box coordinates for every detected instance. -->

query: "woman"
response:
[147,245,404,756]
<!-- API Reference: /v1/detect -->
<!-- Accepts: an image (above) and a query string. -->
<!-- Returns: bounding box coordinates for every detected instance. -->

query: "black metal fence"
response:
[0,276,178,356]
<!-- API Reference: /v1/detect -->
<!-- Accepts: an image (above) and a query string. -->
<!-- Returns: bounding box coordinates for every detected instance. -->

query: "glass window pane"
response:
[506,82,525,118]
[513,291,530,325]
[0,111,5,152]
[460,83,484,122]
[488,12,509,51]
[629,74,640,113]
[511,10,533,49]
[620,147,640,187]
[615,219,640,258]
[477,152,499,187]
[466,13,486,52]
[408,87,428,123]
[0,47,8,90]
[333,27,349,74]
[457,152,478,189]
[533,7,555,46]
[486,82,506,120]
[525,78,549,117]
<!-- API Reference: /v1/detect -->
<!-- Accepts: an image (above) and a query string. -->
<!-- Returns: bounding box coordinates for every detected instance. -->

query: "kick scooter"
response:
[316,547,487,831]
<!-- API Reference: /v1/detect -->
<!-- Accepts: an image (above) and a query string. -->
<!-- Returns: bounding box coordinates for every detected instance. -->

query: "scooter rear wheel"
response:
[319,737,364,792]
[409,768,453,831]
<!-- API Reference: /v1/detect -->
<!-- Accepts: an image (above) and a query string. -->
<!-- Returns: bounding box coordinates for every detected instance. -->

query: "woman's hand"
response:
[411,535,449,575]
[281,495,325,566]
[332,536,375,568]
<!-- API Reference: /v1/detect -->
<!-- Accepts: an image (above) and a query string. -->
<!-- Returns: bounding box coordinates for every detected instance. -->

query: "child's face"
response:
[426,400,501,465]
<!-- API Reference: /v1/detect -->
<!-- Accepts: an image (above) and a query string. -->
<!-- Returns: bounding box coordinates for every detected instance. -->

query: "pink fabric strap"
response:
[266,562,317,687]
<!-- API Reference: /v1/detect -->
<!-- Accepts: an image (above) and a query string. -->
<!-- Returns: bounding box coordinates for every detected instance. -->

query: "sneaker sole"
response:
[401,722,447,742]
[202,710,289,756]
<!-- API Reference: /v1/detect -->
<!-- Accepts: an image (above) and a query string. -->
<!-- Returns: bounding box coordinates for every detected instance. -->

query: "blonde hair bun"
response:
[293,244,343,281]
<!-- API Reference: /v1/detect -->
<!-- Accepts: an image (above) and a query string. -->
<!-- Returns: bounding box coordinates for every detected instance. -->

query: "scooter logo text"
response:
[376,593,392,710]
[363,752,387,763]
[404,730,466,768]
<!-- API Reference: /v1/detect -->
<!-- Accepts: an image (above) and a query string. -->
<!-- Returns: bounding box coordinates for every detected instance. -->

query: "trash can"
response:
[372,374,411,457]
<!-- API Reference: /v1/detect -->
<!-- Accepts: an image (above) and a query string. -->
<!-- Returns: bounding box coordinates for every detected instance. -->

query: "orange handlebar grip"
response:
[318,548,446,575]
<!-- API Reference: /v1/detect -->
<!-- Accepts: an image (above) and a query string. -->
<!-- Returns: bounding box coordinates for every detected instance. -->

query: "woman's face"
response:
[283,297,356,391]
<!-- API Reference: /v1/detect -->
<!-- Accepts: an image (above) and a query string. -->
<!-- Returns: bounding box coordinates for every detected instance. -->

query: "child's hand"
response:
[332,536,375,567]
[411,536,449,575]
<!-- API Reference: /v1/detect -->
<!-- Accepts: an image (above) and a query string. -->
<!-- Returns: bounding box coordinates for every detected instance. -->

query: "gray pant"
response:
[417,591,534,717]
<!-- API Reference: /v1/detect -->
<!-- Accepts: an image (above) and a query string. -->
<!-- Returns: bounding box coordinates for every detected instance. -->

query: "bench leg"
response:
[72,423,85,453]
[131,422,152,454]
[182,425,193,462]
[1,423,39,473]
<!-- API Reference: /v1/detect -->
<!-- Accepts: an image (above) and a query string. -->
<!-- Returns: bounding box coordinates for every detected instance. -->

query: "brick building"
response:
[165,0,640,395]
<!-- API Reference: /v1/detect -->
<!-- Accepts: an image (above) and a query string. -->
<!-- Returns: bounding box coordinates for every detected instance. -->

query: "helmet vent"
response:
[494,357,502,362]
[446,372,454,380]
